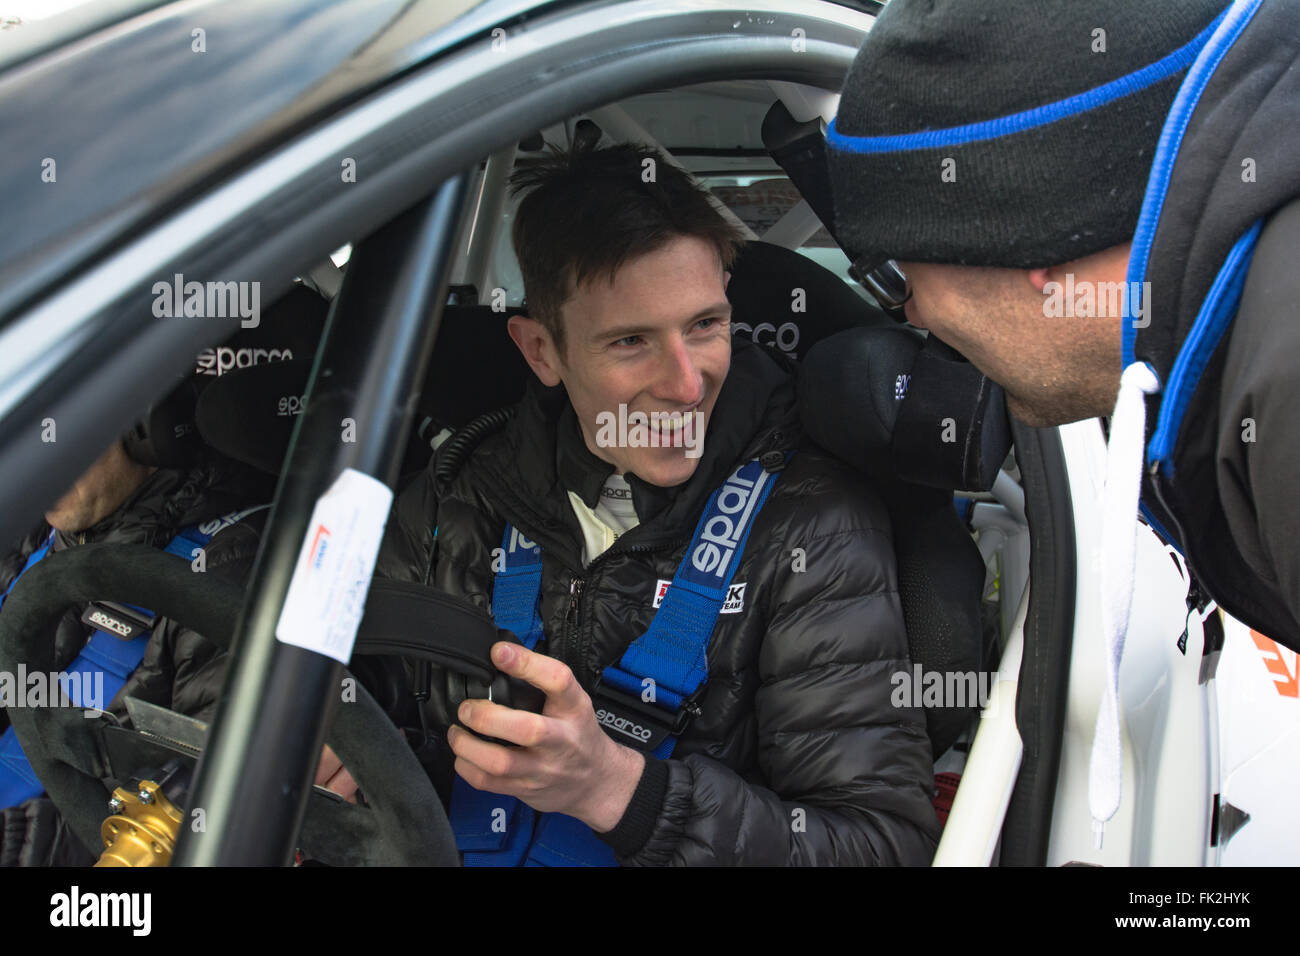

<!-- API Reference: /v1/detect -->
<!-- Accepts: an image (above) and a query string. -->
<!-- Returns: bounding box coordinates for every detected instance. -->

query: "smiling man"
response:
[377,140,940,866]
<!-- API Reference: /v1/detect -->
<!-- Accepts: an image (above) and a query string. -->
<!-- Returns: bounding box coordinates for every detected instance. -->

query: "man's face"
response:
[896,246,1128,427]
[508,234,733,487]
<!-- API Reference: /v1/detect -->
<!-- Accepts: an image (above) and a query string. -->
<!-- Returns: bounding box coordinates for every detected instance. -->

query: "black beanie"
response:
[827,0,1232,269]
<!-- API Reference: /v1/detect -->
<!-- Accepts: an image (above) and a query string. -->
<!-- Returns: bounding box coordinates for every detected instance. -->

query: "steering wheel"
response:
[0,543,459,866]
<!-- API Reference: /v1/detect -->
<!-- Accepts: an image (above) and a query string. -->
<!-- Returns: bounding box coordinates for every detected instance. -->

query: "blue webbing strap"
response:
[601,456,786,749]
[0,522,218,810]
[0,531,55,614]
[452,455,787,865]
[525,811,616,867]
[451,522,548,864]
[0,532,56,804]
[490,525,545,650]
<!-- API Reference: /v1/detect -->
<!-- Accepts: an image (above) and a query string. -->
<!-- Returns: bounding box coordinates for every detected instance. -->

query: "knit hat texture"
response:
[827,0,1232,268]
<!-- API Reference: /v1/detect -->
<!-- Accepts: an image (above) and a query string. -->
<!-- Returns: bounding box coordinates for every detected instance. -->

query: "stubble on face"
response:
[901,261,1123,428]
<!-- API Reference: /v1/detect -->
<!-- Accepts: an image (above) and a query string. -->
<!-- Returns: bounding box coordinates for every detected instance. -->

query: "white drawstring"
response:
[1090,361,1160,848]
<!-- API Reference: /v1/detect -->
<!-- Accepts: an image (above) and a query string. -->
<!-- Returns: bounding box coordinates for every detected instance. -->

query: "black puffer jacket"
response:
[377,336,941,865]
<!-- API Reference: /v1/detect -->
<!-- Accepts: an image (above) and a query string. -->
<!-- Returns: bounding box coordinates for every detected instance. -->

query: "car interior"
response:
[0,75,1049,865]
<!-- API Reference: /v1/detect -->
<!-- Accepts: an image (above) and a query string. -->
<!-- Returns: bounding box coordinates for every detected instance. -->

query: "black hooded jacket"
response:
[1135,0,1300,651]
[376,335,941,865]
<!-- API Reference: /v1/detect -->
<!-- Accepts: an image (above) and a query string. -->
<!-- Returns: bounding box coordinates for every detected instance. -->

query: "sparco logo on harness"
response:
[691,466,766,579]
[87,611,132,637]
[596,708,653,743]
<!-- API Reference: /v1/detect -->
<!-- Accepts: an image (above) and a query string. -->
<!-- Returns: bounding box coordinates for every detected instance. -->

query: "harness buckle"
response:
[80,601,156,641]
[591,681,685,754]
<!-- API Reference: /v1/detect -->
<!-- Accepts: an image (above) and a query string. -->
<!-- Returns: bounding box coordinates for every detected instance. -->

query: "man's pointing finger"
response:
[491,641,585,711]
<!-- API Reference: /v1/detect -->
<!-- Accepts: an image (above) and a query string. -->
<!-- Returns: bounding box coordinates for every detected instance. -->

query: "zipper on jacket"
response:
[560,537,683,682]
[563,576,585,673]
[1149,467,1215,653]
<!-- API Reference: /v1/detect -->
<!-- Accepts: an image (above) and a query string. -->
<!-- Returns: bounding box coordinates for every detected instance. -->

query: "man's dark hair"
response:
[509,140,745,354]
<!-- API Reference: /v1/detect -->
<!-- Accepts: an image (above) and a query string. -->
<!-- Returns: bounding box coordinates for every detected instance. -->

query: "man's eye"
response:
[613,335,643,348]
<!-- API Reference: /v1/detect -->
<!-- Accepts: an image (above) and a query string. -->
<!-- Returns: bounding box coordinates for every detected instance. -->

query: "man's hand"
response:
[447,642,645,832]
[315,743,359,804]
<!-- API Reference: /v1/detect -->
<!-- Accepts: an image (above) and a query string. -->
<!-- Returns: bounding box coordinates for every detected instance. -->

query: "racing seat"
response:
[728,242,988,756]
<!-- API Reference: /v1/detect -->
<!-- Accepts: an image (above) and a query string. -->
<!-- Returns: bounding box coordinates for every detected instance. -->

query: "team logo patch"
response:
[653,579,745,614]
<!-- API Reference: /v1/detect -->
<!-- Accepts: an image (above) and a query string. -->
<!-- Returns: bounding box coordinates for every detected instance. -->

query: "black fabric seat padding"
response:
[799,326,988,754]
[196,305,532,473]
[416,306,530,427]
[882,482,987,755]
[726,241,893,358]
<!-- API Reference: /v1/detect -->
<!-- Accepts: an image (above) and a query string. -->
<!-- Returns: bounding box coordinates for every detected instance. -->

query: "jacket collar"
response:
[555,405,680,524]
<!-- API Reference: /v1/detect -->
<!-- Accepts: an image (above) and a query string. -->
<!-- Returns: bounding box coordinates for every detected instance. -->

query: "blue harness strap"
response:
[0,532,57,806]
[450,454,788,866]
[489,524,545,650]
[601,456,786,758]
[449,523,547,864]
[0,521,223,810]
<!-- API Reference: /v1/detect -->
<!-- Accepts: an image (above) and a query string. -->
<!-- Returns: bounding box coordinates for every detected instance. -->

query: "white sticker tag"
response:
[275,468,394,664]
[652,578,745,614]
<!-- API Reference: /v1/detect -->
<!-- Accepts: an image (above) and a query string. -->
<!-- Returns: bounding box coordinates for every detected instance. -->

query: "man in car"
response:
[824,0,1300,654]
[0,429,273,864]
[0,290,357,865]
[377,140,940,865]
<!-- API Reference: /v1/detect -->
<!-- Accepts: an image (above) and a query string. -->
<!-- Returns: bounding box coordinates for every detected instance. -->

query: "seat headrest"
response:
[131,285,327,469]
[799,326,1012,492]
[414,306,530,427]
[195,305,532,473]
[726,240,892,361]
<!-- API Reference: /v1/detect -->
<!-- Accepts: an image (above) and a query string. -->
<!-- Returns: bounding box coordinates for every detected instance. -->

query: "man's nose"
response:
[653,336,705,408]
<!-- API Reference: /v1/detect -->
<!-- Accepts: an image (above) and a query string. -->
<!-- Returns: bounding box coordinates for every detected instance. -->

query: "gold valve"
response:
[95,779,183,867]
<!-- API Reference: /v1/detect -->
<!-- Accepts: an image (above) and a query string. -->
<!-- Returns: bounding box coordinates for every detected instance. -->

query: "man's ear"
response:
[507,314,563,387]
[723,270,731,291]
